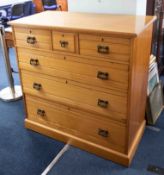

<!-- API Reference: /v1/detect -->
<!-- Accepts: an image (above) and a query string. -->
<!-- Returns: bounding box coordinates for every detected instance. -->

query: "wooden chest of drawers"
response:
[10,11,155,166]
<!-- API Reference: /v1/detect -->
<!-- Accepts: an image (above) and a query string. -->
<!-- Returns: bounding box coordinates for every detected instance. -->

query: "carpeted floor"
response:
[0,47,64,175]
[0,45,19,90]
[0,46,164,175]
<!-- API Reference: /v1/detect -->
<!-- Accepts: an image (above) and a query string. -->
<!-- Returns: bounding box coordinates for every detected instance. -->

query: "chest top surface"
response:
[10,11,156,37]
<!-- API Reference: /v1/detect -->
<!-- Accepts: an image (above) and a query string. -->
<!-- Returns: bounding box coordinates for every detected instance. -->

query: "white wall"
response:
[68,0,147,15]
[136,0,147,15]
[0,0,29,6]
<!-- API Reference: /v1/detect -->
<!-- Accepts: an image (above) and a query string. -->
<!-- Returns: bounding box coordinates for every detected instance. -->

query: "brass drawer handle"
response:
[33,83,42,90]
[98,99,108,108]
[97,71,109,80]
[97,45,109,54]
[27,36,36,44]
[37,109,45,117]
[30,58,39,66]
[98,129,109,138]
[60,40,69,48]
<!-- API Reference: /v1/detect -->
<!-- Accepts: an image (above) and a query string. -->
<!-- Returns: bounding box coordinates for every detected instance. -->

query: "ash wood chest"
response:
[10,11,155,166]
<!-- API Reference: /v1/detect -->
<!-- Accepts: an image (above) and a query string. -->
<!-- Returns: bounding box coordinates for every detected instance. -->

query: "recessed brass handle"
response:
[60,40,69,48]
[97,45,109,54]
[98,129,109,138]
[33,83,42,91]
[97,99,108,108]
[97,71,109,80]
[30,59,39,66]
[26,36,36,44]
[37,109,45,117]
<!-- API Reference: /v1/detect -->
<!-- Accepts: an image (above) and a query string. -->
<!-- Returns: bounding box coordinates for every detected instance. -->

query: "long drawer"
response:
[17,48,129,92]
[25,95,126,153]
[21,71,127,122]
[14,27,52,50]
[79,34,130,63]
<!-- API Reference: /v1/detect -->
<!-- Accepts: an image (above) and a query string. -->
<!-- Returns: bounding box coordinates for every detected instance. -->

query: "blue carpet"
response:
[0,47,64,175]
[0,46,20,90]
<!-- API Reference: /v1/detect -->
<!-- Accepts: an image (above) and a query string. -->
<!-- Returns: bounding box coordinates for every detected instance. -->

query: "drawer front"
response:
[18,49,129,92]
[21,71,127,122]
[52,31,76,53]
[79,34,130,62]
[25,95,126,153]
[14,27,52,50]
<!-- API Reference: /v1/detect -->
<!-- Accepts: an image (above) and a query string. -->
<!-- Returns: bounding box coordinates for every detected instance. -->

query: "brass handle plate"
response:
[27,36,36,44]
[97,99,108,108]
[33,83,42,90]
[98,129,109,138]
[60,40,69,48]
[37,109,45,117]
[97,45,109,54]
[30,59,39,66]
[97,71,109,80]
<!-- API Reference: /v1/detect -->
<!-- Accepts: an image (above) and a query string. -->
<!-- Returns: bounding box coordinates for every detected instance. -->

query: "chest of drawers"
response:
[10,11,155,166]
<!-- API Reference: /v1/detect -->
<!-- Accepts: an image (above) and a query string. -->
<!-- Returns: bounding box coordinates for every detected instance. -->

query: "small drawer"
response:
[21,71,127,122]
[52,31,76,53]
[25,95,126,153]
[14,27,52,50]
[79,34,130,63]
